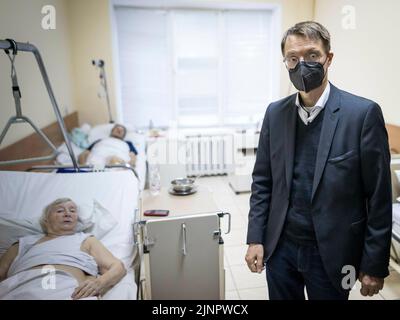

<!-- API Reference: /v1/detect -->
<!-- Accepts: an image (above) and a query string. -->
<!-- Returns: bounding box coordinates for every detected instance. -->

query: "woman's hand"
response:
[79,237,127,298]
[71,278,105,300]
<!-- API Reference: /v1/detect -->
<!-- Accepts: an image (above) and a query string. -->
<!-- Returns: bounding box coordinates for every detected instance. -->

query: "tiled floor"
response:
[196,175,400,300]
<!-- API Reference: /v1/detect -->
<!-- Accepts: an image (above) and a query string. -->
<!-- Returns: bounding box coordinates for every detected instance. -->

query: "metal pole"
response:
[0,40,79,170]
[101,66,113,123]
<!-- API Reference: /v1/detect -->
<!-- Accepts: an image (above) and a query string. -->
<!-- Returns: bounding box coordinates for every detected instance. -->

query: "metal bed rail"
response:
[27,163,139,180]
[0,39,78,169]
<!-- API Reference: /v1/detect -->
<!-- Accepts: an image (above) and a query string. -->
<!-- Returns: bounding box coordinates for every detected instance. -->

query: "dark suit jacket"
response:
[247,83,392,292]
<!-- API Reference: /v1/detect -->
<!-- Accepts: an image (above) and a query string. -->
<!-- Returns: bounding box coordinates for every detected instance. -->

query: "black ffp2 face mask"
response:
[288,59,327,93]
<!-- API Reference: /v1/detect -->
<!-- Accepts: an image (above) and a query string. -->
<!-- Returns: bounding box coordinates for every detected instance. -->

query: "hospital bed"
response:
[0,39,146,191]
[55,123,147,190]
[0,169,140,299]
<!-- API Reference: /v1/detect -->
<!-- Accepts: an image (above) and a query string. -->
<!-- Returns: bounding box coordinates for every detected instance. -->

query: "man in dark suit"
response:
[245,21,392,300]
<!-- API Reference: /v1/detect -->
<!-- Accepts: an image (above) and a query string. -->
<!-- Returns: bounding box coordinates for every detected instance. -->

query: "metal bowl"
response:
[171,178,195,192]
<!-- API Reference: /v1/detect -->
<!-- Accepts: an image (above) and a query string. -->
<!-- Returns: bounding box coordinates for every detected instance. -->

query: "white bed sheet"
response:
[56,128,147,190]
[0,170,139,300]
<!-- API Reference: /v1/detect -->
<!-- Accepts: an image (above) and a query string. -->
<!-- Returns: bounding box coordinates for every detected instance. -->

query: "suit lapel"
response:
[284,96,297,196]
[311,84,341,202]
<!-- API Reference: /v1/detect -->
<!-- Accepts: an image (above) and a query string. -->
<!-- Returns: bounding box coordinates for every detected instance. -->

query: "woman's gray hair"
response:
[39,198,74,233]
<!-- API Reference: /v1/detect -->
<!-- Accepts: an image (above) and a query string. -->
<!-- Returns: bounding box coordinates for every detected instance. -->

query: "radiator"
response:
[185,134,234,176]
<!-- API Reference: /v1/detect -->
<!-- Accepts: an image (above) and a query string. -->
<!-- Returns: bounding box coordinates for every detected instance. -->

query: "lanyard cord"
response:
[4,39,22,117]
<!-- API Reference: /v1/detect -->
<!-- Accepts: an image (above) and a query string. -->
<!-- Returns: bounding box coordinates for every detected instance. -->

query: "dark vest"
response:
[283,107,325,245]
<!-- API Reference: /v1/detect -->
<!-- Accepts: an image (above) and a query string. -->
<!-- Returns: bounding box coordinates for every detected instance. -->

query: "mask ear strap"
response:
[320,55,330,82]
[322,54,330,66]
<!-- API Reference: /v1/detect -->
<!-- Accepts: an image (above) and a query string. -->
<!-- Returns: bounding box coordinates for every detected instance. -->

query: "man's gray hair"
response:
[281,21,331,55]
[39,198,74,233]
[112,124,127,139]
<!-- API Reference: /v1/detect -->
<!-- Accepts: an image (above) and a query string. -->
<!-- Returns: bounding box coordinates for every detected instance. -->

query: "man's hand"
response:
[245,244,264,273]
[358,272,384,297]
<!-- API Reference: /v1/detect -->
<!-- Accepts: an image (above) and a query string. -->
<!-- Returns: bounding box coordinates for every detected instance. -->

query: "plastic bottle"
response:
[149,164,161,196]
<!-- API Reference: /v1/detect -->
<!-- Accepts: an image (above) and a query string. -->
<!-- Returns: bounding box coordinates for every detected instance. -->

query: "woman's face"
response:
[46,201,78,235]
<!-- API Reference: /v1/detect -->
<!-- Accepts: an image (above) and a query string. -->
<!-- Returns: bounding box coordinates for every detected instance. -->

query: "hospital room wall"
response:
[0,0,76,148]
[314,0,400,126]
[65,0,118,127]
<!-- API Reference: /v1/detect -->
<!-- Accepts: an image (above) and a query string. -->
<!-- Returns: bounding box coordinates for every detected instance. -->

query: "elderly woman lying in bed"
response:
[0,198,126,300]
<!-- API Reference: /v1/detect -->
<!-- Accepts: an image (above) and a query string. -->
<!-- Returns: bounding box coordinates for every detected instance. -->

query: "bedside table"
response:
[136,185,227,300]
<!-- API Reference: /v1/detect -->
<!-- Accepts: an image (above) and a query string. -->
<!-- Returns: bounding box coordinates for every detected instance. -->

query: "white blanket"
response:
[0,268,136,300]
[0,269,97,300]
[87,137,130,166]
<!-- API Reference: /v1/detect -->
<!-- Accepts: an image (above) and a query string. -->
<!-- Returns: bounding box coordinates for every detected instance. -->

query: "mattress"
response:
[0,170,139,299]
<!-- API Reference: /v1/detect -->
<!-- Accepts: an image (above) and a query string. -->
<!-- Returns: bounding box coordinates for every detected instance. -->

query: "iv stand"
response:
[92,59,113,123]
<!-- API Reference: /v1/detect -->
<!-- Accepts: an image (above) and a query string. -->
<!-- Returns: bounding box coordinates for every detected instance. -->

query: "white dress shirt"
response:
[295,82,331,125]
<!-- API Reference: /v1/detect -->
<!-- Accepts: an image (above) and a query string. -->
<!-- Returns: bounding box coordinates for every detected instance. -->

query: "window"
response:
[114,5,279,128]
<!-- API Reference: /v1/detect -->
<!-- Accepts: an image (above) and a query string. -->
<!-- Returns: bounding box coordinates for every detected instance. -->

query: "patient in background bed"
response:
[78,124,138,167]
[0,198,126,300]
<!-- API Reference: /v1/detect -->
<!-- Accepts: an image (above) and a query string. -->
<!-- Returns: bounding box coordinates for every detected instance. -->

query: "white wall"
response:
[66,0,118,126]
[314,0,400,125]
[0,0,75,148]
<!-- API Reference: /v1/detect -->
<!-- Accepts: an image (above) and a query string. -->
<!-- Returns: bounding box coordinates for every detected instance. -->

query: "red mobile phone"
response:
[144,209,170,217]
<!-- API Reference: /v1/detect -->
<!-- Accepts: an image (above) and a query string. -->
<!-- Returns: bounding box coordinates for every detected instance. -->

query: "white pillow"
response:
[0,199,117,258]
[81,199,118,239]
[56,142,85,165]
[395,170,400,186]
[80,123,91,134]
